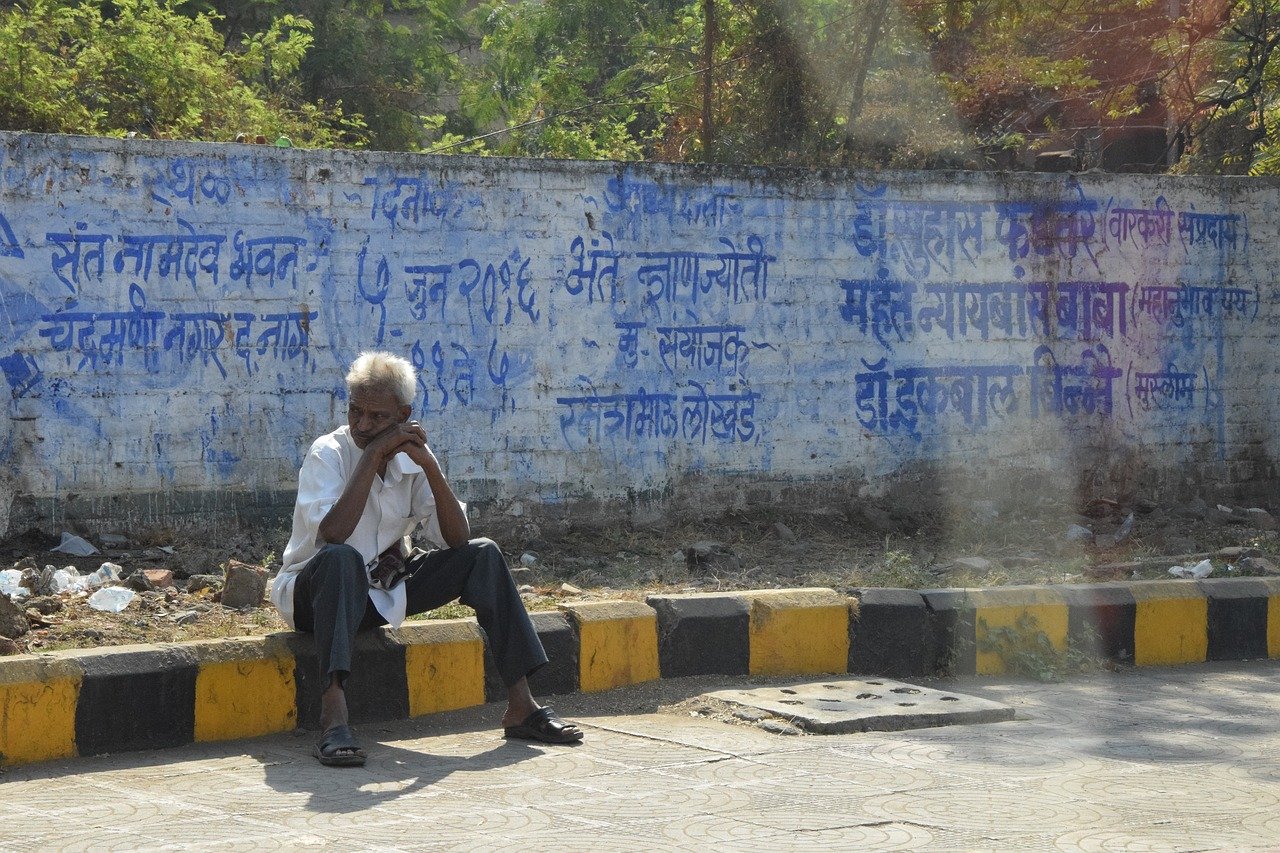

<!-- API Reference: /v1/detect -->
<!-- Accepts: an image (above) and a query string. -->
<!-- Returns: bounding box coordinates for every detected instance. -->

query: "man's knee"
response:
[459,537,512,583]
[467,537,509,570]
[470,537,500,557]
[312,543,366,582]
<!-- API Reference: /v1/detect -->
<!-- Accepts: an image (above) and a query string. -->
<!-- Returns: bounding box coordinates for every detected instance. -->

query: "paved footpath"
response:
[3,661,1279,851]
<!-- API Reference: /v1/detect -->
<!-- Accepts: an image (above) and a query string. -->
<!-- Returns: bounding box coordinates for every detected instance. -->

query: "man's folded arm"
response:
[405,445,470,548]
[317,449,381,545]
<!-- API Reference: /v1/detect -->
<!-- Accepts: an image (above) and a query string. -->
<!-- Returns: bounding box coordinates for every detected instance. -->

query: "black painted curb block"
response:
[646,593,750,677]
[919,589,977,677]
[1201,577,1274,662]
[1055,582,1136,663]
[848,588,934,678]
[70,646,198,757]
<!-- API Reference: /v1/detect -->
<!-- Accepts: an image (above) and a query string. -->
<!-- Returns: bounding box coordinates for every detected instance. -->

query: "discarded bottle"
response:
[87,586,136,613]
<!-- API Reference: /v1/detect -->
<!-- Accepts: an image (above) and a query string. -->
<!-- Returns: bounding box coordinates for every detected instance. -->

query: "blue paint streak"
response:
[0,274,50,339]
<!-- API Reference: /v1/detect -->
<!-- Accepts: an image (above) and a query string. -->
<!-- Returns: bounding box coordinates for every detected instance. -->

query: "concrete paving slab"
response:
[1,662,1279,851]
[704,676,1015,733]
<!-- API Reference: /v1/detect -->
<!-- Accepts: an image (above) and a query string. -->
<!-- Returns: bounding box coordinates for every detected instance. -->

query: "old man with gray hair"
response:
[272,350,583,767]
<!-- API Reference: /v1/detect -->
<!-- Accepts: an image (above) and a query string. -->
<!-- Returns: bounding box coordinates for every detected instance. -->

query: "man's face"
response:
[347,388,410,449]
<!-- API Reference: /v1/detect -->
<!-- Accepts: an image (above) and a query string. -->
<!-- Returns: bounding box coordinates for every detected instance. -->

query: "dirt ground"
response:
[1,493,1277,656]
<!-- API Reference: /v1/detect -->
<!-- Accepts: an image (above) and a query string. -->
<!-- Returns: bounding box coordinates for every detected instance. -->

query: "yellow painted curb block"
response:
[1269,592,1280,660]
[561,601,659,693]
[189,638,297,743]
[0,656,82,766]
[1130,581,1208,666]
[970,586,1070,676]
[742,589,851,676]
[396,620,486,716]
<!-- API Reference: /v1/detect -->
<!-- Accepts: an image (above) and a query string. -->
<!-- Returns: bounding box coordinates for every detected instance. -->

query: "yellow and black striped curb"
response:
[3,578,1279,767]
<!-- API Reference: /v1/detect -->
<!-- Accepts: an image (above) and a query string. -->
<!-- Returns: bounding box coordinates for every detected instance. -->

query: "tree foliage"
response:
[451,0,978,167]
[0,0,361,144]
[1158,0,1280,175]
[3,0,1280,174]
[194,0,469,151]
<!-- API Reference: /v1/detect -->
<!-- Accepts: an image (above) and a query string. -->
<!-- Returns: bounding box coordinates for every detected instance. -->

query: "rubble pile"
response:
[0,541,279,656]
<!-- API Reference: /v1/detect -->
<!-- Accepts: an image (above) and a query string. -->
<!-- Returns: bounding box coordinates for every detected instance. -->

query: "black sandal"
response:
[313,723,367,767]
[503,707,584,744]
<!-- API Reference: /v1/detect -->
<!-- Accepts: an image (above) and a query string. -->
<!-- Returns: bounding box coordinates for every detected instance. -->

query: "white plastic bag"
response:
[51,567,84,593]
[87,586,135,613]
[50,532,99,556]
[0,568,28,599]
[1168,559,1214,579]
[83,562,123,590]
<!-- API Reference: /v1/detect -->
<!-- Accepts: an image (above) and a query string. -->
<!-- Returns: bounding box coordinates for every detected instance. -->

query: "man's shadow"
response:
[255,724,549,813]
[259,625,584,811]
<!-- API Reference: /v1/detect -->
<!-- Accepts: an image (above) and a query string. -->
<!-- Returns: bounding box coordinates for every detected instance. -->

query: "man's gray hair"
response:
[346,351,417,406]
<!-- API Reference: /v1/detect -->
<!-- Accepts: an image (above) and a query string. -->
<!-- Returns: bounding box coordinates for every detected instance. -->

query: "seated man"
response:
[271,351,583,767]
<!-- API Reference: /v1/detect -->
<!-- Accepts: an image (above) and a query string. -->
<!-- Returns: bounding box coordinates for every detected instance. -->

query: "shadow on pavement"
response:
[254,737,548,813]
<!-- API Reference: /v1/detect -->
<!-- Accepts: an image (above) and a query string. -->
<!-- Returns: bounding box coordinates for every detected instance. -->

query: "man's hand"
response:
[319,419,427,545]
[365,420,431,466]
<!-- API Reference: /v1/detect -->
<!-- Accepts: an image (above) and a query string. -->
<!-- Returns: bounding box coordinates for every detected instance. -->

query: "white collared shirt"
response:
[271,426,460,630]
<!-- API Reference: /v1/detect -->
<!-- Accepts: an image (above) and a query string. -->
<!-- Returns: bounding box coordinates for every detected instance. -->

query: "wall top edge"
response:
[5,129,1278,189]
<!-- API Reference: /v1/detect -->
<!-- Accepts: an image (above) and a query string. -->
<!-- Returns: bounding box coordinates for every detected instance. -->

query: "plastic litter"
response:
[51,567,84,593]
[519,552,538,568]
[83,562,123,590]
[1168,559,1214,579]
[50,532,99,556]
[0,568,28,599]
[1065,524,1094,542]
[87,586,136,612]
[1113,513,1135,544]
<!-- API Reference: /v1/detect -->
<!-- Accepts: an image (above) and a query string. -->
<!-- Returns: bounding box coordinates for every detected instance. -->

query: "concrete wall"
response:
[0,131,1276,536]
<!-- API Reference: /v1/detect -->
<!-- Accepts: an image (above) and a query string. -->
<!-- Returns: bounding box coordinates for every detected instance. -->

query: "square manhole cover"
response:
[703,678,1015,734]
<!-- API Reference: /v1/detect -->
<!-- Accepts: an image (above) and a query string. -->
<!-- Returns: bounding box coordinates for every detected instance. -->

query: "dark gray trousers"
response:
[291,538,548,688]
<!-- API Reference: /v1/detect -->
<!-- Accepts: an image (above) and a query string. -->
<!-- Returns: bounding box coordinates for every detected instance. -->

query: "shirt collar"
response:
[385,450,424,483]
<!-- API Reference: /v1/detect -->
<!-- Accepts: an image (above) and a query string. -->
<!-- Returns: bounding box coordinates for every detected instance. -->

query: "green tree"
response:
[700,0,973,167]
[0,0,362,145]
[4,0,1273,172]
[449,0,687,159]
[197,0,469,152]
[1159,0,1280,175]
[453,0,976,167]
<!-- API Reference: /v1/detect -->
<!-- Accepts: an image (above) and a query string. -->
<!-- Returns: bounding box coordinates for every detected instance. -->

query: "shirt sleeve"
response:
[295,443,347,549]
[408,472,467,550]
[409,473,441,549]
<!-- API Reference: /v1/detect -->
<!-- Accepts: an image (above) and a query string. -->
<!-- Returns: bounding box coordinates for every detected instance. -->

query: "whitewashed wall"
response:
[0,132,1276,535]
